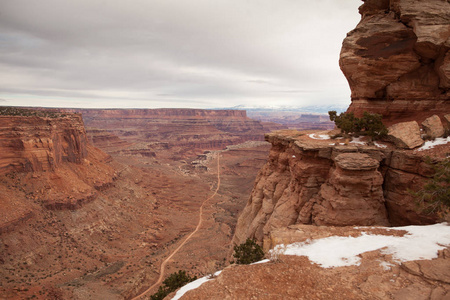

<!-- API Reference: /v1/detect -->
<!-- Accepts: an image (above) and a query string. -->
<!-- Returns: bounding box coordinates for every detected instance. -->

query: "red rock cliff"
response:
[340,0,450,125]
[0,113,88,174]
[63,108,272,155]
[0,108,115,233]
[232,131,442,248]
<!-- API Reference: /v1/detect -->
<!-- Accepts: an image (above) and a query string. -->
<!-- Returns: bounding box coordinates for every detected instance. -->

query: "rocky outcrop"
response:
[386,121,424,149]
[310,153,389,227]
[233,131,440,248]
[422,115,445,138]
[0,114,88,174]
[0,109,115,227]
[186,225,450,300]
[340,0,450,125]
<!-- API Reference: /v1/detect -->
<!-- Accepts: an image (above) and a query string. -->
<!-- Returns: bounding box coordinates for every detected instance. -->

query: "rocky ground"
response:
[179,225,450,300]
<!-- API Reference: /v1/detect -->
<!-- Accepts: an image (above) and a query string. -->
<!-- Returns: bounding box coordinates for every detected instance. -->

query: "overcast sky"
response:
[0,0,362,109]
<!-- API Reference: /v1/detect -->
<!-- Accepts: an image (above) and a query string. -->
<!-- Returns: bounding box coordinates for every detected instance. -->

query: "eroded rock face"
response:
[311,153,389,227]
[340,0,450,125]
[66,109,273,156]
[233,131,440,248]
[0,111,115,232]
[0,114,88,174]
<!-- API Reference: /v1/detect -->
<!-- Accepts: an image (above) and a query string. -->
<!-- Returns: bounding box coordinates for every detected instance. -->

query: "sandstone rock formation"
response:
[386,121,424,149]
[233,131,440,248]
[0,113,88,174]
[310,153,389,227]
[340,0,450,125]
[65,109,275,157]
[422,114,445,138]
[0,109,115,232]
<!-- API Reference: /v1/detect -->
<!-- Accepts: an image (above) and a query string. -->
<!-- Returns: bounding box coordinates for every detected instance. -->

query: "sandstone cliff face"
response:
[0,111,115,233]
[0,114,88,174]
[233,131,439,248]
[340,0,450,125]
[60,108,274,158]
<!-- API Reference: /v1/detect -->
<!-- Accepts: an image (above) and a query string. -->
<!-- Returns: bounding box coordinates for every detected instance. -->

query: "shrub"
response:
[232,239,265,265]
[411,157,450,220]
[150,270,197,300]
[328,111,387,140]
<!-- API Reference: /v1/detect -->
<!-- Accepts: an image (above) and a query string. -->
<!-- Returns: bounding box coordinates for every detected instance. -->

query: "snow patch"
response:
[374,141,387,148]
[172,271,222,300]
[349,137,365,145]
[270,223,450,269]
[416,137,450,151]
[308,133,330,140]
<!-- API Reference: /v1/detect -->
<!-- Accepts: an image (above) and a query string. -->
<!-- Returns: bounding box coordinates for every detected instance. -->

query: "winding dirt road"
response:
[131,153,221,300]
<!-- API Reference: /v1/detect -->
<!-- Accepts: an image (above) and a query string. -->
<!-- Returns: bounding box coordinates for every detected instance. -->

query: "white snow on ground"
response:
[308,133,330,140]
[416,137,450,151]
[172,271,222,300]
[374,141,387,148]
[349,137,365,145]
[270,223,450,268]
[172,223,450,298]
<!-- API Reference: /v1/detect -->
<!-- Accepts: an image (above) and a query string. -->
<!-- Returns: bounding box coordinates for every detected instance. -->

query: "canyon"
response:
[0,107,273,299]
[188,0,450,299]
[1,0,450,299]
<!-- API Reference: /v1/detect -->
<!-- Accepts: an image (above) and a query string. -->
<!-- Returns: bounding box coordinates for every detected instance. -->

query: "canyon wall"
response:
[233,131,440,249]
[0,113,88,174]
[340,0,450,125]
[0,109,115,233]
[62,108,281,156]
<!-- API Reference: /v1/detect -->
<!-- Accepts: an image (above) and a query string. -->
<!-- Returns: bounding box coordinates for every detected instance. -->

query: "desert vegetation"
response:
[328,111,388,140]
[412,157,450,220]
[150,270,197,300]
[232,238,265,265]
[0,106,68,118]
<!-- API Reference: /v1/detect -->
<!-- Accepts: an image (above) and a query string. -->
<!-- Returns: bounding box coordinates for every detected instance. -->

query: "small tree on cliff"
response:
[328,110,387,140]
[411,157,450,220]
[232,239,265,265]
[150,270,197,300]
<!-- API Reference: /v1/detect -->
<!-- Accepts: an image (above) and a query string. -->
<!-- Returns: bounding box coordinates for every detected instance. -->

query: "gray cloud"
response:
[0,0,362,109]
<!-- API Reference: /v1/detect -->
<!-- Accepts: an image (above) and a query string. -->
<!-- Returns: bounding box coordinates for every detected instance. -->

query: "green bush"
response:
[411,157,450,219]
[232,238,265,265]
[328,111,387,140]
[150,270,197,300]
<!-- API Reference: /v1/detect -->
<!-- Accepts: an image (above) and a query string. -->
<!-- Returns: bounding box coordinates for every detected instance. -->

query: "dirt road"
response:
[131,153,221,299]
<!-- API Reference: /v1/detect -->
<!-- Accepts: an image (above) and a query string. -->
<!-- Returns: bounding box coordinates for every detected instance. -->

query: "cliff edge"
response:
[0,108,115,233]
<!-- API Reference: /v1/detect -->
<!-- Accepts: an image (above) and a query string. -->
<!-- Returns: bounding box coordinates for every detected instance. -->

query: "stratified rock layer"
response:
[0,114,88,174]
[0,111,115,233]
[340,0,450,125]
[63,109,275,156]
[233,131,439,248]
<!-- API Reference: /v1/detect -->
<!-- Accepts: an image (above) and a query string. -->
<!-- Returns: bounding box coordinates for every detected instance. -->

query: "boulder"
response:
[421,115,445,138]
[387,121,424,149]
